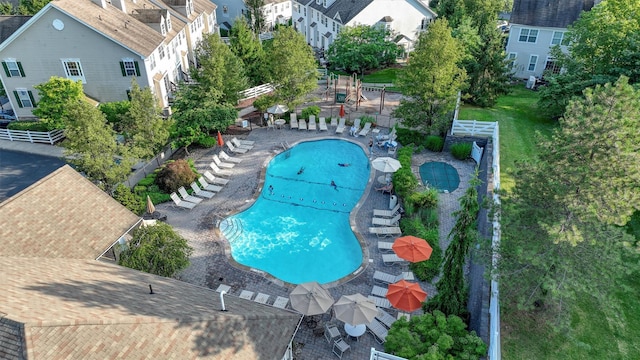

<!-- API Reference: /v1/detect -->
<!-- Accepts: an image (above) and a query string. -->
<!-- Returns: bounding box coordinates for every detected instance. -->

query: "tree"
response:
[121,79,171,159]
[229,17,269,86]
[393,19,467,136]
[266,27,318,109]
[119,222,193,277]
[32,76,84,129]
[17,0,49,15]
[326,24,402,74]
[427,172,481,316]
[538,0,640,118]
[62,100,133,193]
[384,311,487,359]
[244,0,266,34]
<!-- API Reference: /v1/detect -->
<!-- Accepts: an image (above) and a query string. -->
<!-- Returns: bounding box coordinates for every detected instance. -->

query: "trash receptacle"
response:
[389,195,398,210]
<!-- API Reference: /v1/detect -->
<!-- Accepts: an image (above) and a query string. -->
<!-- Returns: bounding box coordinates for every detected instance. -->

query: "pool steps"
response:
[220,218,244,243]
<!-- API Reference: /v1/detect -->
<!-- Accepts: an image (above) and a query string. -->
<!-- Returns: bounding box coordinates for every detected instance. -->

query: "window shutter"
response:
[134,61,140,76]
[120,61,126,76]
[126,89,131,101]
[27,91,35,107]
[2,62,10,77]
[13,91,23,108]
[17,62,25,77]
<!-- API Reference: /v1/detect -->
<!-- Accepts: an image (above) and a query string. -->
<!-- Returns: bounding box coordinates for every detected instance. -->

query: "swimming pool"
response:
[220,139,370,284]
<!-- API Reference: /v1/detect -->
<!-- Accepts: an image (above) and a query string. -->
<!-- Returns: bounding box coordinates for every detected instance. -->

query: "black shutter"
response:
[126,89,131,101]
[2,62,10,77]
[17,62,25,77]
[13,91,23,108]
[134,61,140,76]
[27,91,35,107]
[120,61,126,76]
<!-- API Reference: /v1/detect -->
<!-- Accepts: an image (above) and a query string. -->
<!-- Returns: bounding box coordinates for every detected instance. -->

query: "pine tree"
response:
[229,18,269,86]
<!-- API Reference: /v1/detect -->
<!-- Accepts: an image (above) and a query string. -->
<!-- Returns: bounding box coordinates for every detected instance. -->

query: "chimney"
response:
[92,0,107,8]
[112,0,127,13]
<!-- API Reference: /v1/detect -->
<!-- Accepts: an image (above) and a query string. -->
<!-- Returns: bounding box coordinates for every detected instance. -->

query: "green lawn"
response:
[361,68,401,84]
[460,85,640,360]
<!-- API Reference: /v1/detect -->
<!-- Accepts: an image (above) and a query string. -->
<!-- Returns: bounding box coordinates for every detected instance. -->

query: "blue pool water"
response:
[220,139,370,284]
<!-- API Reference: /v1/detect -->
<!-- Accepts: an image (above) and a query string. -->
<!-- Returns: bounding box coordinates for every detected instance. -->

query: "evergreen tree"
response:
[229,17,269,86]
[244,0,266,34]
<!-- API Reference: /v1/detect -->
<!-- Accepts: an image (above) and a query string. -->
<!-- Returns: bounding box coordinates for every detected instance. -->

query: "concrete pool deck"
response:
[154,125,477,359]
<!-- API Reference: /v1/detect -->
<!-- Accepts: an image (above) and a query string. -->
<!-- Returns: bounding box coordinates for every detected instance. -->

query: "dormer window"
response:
[166,13,172,31]
[189,0,194,14]
[186,0,192,16]
[323,0,326,7]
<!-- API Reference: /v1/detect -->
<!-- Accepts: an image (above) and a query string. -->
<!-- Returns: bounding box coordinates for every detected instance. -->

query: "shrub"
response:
[425,135,444,152]
[360,115,375,125]
[451,142,472,160]
[7,121,51,132]
[393,147,418,199]
[99,101,130,130]
[252,94,277,113]
[154,159,198,193]
[301,105,321,120]
[113,184,145,215]
[405,188,439,213]
[196,135,217,148]
[400,217,442,281]
[396,127,426,147]
[137,175,156,187]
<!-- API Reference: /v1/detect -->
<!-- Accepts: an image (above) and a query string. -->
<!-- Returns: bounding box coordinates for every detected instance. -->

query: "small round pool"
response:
[220,139,370,284]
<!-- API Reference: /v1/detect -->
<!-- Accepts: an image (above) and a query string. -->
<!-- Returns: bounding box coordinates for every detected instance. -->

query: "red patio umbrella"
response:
[217,131,224,147]
[386,280,427,312]
[392,236,433,263]
[339,104,345,118]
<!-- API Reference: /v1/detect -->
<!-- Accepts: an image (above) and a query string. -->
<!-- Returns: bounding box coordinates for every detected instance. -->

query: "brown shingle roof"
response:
[1,257,302,360]
[0,165,140,259]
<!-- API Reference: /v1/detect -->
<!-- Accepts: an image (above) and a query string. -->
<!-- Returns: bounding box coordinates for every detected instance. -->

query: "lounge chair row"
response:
[238,289,289,309]
[226,137,254,155]
[169,172,227,210]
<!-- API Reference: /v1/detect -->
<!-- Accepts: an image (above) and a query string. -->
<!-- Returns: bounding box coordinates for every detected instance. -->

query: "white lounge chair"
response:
[254,293,270,304]
[319,117,328,131]
[190,182,215,198]
[213,154,235,168]
[359,122,372,137]
[209,162,233,177]
[335,118,346,134]
[376,127,397,141]
[368,295,392,309]
[376,308,397,329]
[239,290,255,300]
[231,137,253,150]
[369,226,402,238]
[366,318,389,344]
[351,118,362,137]
[377,241,394,253]
[371,285,388,297]
[298,119,307,130]
[198,176,223,192]
[372,213,401,227]
[308,115,317,131]
[382,253,407,266]
[373,203,401,218]
[170,192,196,209]
[226,141,248,154]
[273,296,289,309]
[330,117,338,128]
[234,137,255,146]
[203,171,230,185]
[220,150,243,163]
[373,270,415,284]
[290,113,298,129]
[178,187,203,204]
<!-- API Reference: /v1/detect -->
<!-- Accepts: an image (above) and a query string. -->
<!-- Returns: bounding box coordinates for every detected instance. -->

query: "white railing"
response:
[370,348,408,360]
[238,83,275,102]
[0,128,65,144]
[451,119,497,137]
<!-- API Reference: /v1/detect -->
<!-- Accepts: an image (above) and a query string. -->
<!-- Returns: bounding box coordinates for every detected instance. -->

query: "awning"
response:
[297,17,304,22]
[83,93,100,107]
[324,32,332,38]
[310,22,316,27]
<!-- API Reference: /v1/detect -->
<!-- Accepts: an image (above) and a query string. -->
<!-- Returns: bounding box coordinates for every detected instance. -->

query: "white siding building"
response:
[216,0,292,33]
[291,0,436,52]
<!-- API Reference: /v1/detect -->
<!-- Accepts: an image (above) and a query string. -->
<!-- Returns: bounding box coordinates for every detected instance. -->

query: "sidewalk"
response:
[0,139,65,158]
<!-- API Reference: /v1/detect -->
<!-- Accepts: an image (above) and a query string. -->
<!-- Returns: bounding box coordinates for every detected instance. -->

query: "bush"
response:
[301,105,321,120]
[405,188,439,213]
[99,101,130,130]
[360,115,375,125]
[154,159,198,193]
[400,217,442,281]
[137,175,156,187]
[425,135,444,152]
[396,127,426,147]
[393,147,418,199]
[196,136,217,148]
[450,142,472,160]
[113,184,145,215]
[7,121,51,132]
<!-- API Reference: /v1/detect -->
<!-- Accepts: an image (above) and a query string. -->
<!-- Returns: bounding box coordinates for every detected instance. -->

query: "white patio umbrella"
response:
[371,157,402,173]
[267,104,289,115]
[333,293,378,326]
[289,281,335,316]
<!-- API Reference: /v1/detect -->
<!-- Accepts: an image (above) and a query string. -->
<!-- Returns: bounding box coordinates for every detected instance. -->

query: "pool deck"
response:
[154,126,477,359]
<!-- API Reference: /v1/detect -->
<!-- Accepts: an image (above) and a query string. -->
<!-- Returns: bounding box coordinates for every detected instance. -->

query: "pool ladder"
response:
[220,218,244,243]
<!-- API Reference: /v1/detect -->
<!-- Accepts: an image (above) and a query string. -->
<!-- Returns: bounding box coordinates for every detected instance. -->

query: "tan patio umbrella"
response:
[333,293,378,326]
[290,281,335,316]
[146,195,155,214]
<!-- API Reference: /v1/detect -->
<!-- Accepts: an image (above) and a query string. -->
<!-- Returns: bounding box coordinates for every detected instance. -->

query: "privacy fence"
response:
[0,128,64,144]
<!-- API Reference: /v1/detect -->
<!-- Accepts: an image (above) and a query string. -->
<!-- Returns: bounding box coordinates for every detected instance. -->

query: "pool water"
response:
[220,139,370,284]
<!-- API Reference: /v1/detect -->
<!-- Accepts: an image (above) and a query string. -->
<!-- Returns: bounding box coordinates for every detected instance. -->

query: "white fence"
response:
[451,120,497,137]
[0,128,64,144]
[238,83,275,103]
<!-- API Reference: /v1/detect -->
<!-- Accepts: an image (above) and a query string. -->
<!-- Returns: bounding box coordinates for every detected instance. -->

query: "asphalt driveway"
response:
[0,149,66,201]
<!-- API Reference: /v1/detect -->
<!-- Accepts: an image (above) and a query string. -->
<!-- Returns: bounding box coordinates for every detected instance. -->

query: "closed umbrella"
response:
[333,293,378,326]
[290,281,334,316]
[217,131,224,147]
[392,235,433,263]
[386,280,427,312]
[146,195,155,214]
[371,157,401,173]
[339,104,345,118]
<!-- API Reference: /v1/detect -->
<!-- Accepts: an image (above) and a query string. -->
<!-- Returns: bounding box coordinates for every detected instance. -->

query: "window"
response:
[161,21,166,35]
[528,55,538,72]
[420,18,429,30]
[2,59,25,77]
[159,45,165,60]
[551,31,569,46]
[120,58,140,76]
[223,5,228,15]
[544,56,561,74]
[304,8,306,16]
[188,0,194,14]
[61,59,85,83]
[186,0,191,16]
[13,88,35,108]
[166,14,172,31]
[149,54,156,70]
[332,21,335,31]
[507,52,517,69]
[518,28,538,43]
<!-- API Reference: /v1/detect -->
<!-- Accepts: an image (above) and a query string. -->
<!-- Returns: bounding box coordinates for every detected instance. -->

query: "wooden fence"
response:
[0,128,64,144]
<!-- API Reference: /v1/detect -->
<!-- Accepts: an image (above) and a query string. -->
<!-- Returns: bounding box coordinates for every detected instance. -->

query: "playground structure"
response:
[323,73,365,109]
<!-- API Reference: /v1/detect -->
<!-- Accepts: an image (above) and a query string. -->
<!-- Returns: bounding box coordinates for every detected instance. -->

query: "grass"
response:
[361,68,401,84]
[459,85,640,359]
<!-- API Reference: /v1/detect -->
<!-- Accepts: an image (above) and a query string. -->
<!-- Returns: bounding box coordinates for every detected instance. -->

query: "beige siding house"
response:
[0,0,217,120]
